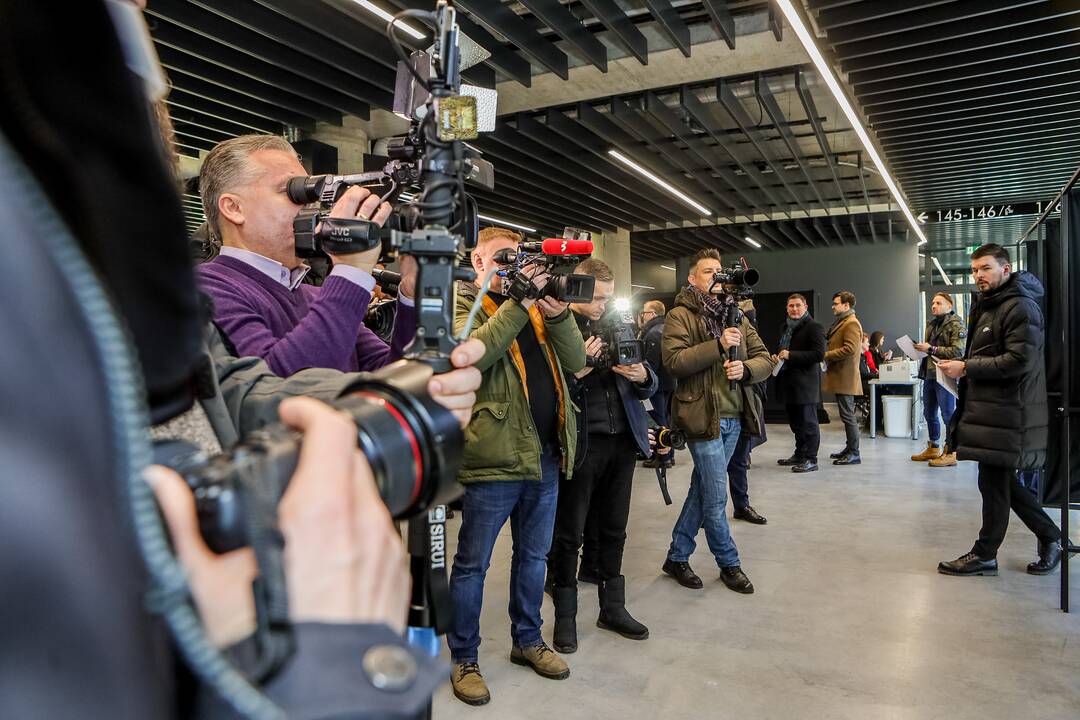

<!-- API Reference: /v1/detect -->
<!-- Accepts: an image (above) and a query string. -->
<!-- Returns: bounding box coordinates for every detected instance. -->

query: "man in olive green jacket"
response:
[660,249,774,595]
[445,227,586,706]
[822,291,864,464]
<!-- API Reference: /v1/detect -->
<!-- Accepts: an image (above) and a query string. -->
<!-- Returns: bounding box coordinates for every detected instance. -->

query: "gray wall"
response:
[740,242,921,352]
[631,242,922,353]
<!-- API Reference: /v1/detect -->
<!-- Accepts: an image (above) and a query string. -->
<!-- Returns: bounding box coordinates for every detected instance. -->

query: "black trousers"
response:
[972,463,1061,559]
[549,433,637,587]
[785,403,820,462]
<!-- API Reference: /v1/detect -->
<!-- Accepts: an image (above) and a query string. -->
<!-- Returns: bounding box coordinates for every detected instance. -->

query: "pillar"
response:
[306,116,370,174]
[595,227,632,298]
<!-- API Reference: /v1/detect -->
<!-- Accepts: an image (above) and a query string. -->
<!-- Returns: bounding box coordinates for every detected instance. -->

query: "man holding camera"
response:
[547,259,656,654]
[447,227,586,706]
[823,291,863,465]
[661,249,774,594]
[937,243,1063,577]
[196,134,416,376]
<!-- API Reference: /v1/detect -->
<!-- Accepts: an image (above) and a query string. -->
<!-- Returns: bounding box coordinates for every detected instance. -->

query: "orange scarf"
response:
[481,295,567,438]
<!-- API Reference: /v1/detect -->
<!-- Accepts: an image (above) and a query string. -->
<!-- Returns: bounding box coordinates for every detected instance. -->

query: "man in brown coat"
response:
[822,291,864,464]
[660,249,774,594]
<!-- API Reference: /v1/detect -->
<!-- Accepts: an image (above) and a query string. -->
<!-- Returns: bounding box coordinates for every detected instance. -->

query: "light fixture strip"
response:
[774,0,927,246]
[478,213,538,233]
[743,236,762,249]
[631,284,656,289]
[931,256,952,286]
[660,264,676,271]
[607,149,712,216]
[351,0,427,41]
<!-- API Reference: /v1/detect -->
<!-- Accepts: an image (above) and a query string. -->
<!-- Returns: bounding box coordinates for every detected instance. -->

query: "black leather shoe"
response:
[829,448,849,459]
[662,559,703,589]
[777,455,801,466]
[719,566,754,594]
[733,506,767,525]
[938,552,998,576]
[833,452,861,465]
[1027,539,1063,575]
[792,459,818,473]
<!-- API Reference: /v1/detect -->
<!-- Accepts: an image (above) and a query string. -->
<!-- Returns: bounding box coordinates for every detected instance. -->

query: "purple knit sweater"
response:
[197,255,415,375]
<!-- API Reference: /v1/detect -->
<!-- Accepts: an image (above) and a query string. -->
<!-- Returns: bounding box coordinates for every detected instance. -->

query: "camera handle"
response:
[722,297,744,392]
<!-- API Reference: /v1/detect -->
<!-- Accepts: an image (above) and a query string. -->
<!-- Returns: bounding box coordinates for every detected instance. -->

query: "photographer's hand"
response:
[724,359,745,381]
[612,363,647,384]
[517,267,549,310]
[277,397,410,632]
[428,337,485,428]
[145,466,257,648]
[397,255,416,301]
[575,335,604,378]
[720,327,742,351]
[537,297,569,319]
[326,186,393,274]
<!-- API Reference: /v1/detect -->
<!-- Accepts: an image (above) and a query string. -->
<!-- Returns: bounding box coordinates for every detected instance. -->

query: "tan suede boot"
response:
[911,442,942,462]
[450,662,490,706]
[929,452,958,467]
[510,642,570,680]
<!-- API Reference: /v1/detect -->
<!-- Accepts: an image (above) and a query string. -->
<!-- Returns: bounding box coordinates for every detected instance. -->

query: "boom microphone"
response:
[540,238,594,255]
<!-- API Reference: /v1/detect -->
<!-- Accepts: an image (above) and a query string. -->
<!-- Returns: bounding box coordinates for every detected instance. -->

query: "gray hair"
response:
[199,134,296,240]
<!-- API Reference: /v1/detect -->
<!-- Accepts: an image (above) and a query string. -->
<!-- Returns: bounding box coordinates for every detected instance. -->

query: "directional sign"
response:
[916,200,1060,224]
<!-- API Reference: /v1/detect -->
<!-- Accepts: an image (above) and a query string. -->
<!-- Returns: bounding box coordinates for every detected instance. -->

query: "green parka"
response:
[454,282,587,483]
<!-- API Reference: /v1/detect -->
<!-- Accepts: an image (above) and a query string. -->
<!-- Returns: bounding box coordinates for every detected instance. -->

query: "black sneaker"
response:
[938,552,998,576]
[661,559,703,589]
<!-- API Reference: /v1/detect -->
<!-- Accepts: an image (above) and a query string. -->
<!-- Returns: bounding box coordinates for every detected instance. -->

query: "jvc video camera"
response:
[586,309,645,369]
[493,237,596,304]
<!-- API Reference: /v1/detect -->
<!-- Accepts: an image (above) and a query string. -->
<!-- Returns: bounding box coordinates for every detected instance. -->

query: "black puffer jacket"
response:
[949,272,1048,469]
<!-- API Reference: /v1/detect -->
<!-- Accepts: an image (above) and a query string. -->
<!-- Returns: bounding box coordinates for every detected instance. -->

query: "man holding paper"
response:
[910,291,966,467]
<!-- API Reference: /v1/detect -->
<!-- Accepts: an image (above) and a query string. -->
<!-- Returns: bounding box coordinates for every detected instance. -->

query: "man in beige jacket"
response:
[822,291,864,465]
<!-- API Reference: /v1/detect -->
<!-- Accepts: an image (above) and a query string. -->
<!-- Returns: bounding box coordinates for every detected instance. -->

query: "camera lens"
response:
[742,268,760,287]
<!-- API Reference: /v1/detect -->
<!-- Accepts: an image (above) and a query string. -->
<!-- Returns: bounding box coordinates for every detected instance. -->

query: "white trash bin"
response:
[882,395,912,438]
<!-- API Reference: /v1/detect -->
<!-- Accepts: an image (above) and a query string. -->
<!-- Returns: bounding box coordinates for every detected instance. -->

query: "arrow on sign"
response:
[917,212,928,224]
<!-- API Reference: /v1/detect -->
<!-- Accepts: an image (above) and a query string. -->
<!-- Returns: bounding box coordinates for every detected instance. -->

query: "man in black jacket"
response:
[773,294,827,473]
[937,244,1063,577]
[549,259,657,654]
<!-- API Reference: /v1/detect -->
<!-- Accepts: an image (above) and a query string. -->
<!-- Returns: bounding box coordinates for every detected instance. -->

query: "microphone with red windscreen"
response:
[537,238,594,255]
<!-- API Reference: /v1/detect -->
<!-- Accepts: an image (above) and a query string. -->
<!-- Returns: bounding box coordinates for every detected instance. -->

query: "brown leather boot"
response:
[450,662,490,706]
[510,642,570,680]
[929,452,957,467]
[911,442,942,462]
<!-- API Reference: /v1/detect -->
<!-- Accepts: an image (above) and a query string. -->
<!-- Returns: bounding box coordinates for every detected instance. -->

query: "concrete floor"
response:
[433,422,1080,719]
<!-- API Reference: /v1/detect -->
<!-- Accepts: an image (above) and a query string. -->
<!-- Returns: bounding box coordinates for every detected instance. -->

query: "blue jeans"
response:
[726,432,751,511]
[447,449,560,663]
[667,418,743,569]
[922,379,956,445]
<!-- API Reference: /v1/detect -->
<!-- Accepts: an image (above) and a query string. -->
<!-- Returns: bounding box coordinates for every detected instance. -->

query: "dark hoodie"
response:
[949,271,1048,469]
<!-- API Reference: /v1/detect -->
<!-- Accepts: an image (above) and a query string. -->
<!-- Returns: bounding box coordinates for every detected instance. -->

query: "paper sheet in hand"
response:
[896,335,927,361]
[936,365,959,398]
[772,359,785,377]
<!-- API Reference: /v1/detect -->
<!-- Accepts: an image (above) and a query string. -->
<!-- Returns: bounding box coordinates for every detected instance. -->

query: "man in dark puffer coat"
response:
[936,243,1063,578]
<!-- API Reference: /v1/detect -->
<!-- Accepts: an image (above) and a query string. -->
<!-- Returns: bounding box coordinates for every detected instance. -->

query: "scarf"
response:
[691,285,727,339]
[828,308,854,336]
[779,314,807,351]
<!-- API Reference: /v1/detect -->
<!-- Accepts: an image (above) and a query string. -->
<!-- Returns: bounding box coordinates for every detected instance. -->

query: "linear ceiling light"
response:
[774,0,927,246]
[931,256,952,286]
[631,283,656,289]
[350,0,427,40]
[660,264,676,271]
[744,235,762,249]
[607,149,712,216]
[478,213,537,233]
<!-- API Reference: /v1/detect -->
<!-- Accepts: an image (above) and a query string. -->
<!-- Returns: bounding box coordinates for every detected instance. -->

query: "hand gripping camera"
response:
[493,237,596,304]
[585,309,645,369]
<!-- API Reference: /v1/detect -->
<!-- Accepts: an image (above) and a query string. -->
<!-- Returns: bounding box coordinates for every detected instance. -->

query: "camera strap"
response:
[654,466,673,506]
[408,506,454,635]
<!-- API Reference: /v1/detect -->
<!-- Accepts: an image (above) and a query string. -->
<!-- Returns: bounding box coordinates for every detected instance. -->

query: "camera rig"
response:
[492,237,596,304]
[585,308,644,370]
[709,257,760,391]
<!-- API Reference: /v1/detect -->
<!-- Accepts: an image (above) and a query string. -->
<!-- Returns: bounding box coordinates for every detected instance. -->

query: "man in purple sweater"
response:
[196,134,416,376]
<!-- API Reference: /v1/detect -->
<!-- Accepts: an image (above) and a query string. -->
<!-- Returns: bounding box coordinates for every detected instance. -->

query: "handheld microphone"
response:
[539,238,594,256]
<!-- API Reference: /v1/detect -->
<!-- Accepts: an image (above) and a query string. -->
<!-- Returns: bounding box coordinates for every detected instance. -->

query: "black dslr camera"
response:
[586,309,645,369]
[493,238,596,304]
[654,426,687,452]
[708,258,760,390]
[364,268,400,343]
